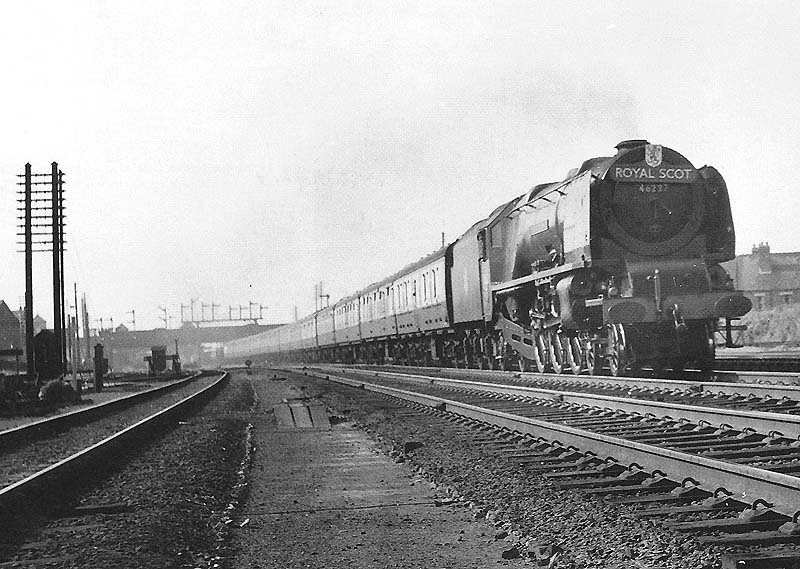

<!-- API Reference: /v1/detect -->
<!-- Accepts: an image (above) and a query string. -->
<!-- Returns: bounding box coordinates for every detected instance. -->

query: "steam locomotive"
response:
[225,140,751,376]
